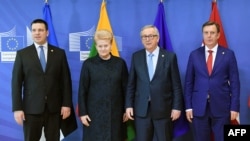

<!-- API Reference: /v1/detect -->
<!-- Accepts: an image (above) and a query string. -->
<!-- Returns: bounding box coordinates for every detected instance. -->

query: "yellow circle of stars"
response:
[7,37,19,51]
[85,37,93,50]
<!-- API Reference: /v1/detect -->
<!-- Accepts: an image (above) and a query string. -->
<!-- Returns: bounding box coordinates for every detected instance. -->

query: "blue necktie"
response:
[39,46,46,72]
[147,53,154,80]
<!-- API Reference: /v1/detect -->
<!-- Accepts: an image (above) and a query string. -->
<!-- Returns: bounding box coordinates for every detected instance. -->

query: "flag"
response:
[43,2,58,46]
[88,1,119,57]
[209,1,228,48]
[209,1,239,125]
[209,1,239,140]
[153,2,173,52]
[1,37,24,51]
[76,1,135,141]
[41,2,63,141]
[126,120,136,141]
[153,2,190,138]
[41,2,77,141]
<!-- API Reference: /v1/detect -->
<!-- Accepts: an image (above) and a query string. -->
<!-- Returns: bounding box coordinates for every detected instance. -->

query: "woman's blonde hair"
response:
[94,29,113,44]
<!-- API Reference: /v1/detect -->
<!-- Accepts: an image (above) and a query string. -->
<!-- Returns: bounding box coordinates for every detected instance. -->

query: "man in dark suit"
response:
[184,21,240,141]
[125,25,183,141]
[12,19,77,141]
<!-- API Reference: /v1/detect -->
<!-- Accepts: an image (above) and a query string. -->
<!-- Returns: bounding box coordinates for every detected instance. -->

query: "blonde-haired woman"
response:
[78,29,128,141]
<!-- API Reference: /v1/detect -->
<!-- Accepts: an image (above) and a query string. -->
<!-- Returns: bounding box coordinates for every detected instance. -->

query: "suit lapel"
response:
[153,49,165,81]
[46,46,51,71]
[46,45,55,72]
[29,44,45,72]
[197,47,209,75]
[212,47,225,75]
[141,50,151,81]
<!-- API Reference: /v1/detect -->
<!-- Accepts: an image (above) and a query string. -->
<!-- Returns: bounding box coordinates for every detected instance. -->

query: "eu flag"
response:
[43,3,58,46]
[1,36,24,51]
[80,36,93,51]
[153,2,190,138]
[42,2,77,139]
[154,2,173,51]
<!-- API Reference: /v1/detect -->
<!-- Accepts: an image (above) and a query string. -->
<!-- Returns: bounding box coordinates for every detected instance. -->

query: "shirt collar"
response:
[146,46,159,56]
[205,44,218,53]
[35,42,48,50]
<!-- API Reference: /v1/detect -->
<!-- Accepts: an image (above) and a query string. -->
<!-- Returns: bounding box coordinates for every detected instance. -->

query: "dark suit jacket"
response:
[126,48,183,119]
[12,44,77,136]
[184,46,240,117]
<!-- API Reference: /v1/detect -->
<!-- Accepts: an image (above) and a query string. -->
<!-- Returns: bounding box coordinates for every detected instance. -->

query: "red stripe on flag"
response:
[208,2,239,141]
[209,1,228,48]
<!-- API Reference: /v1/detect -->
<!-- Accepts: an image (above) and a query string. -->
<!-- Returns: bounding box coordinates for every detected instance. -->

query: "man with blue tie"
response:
[126,25,183,141]
[184,21,240,141]
[12,19,77,141]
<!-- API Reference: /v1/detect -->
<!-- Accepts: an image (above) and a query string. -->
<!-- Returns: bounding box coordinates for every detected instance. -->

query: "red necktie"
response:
[207,50,213,75]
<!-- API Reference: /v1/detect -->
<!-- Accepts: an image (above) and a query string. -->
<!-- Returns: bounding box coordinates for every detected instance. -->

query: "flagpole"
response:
[45,0,48,3]
[213,0,216,2]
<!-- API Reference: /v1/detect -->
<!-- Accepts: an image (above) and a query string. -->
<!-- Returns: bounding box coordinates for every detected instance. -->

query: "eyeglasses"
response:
[141,35,158,40]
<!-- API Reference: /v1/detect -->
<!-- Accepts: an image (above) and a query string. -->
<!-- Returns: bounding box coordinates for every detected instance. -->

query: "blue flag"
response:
[154,2,173,51]
[154,2,190,138]
[1,37,24,51]
[43,3,58,46]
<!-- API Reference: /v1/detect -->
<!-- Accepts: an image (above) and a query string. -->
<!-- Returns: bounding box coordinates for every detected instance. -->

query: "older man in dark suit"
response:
[12,19,76,141]
[126,25,183,141]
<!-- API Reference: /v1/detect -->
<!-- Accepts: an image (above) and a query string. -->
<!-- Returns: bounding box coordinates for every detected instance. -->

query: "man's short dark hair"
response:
[202,21,220,33]
[31,19,48,30]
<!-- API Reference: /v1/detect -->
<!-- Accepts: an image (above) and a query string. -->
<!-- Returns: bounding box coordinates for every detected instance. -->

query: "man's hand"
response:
[123,113,129,122]
[171,109,181,121]
[126,108,134,120]
[80,115,91,126]
[230,111,239,121]
[14,110,25,125]
[186,110,193,123]
[61,106,71,119]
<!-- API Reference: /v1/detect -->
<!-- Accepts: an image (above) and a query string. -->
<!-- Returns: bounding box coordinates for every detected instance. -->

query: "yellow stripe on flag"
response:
[89,1,119,57]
